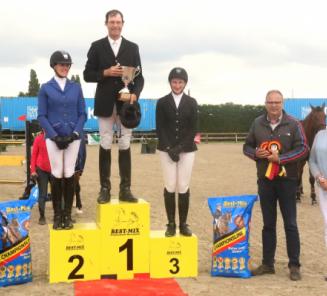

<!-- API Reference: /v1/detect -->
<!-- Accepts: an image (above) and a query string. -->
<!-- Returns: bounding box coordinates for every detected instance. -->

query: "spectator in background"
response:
[30,129,51,225]
[309,129,327,280]
[74,133,86,214]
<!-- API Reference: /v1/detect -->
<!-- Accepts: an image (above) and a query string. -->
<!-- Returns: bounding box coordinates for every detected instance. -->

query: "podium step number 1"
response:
[49,199,198,283]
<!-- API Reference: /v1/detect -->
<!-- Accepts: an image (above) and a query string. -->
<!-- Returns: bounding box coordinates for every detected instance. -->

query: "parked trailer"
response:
[284,98,327,121]
[0,97,157,132]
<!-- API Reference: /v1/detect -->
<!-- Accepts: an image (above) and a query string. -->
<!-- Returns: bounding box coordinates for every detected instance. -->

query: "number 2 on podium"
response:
[68,255,84,280]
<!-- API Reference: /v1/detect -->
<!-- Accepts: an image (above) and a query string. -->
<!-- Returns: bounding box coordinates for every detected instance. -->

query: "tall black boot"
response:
[164,188,176,237]
[97,147,111,204]
[75,177,82,210]
[51,176,63,230]
[178,190,192,236]
[119,148,138,203]
[63,176,75,230]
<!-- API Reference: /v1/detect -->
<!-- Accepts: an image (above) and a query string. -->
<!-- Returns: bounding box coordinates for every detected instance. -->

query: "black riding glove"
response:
[66,132,79,144]
[51,136,69,150]
[167,145,183,162]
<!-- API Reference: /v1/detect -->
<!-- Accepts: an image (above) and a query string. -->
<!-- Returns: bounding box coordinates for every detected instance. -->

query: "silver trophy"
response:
[118,66,141,101]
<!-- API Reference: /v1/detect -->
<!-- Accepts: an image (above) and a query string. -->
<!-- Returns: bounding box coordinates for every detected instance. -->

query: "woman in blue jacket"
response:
[38,50,86,230]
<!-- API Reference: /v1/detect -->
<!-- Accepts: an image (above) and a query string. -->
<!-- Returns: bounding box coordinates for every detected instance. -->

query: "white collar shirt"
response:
[172,92,183,108]
[54,75,67,91]
[108,36,122,57]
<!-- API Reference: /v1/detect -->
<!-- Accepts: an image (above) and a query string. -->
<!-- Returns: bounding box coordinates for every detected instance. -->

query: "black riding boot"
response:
[63,176,75,229]
[119,148,138,203]
[75,177,82,210]
[164,188,176,237]
[51,176,63,230]
[97,147,111,204]
[178,190,192,236]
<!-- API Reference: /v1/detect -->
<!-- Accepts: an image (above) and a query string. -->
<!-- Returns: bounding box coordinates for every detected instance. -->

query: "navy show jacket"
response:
[156,93,198,152]
[37,78,87,139]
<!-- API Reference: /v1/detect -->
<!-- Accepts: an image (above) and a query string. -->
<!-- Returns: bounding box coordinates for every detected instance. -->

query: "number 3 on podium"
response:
[169,258,180,274]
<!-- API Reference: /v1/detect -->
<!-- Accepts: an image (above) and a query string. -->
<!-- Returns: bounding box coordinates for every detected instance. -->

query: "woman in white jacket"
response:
[309,128,327,280]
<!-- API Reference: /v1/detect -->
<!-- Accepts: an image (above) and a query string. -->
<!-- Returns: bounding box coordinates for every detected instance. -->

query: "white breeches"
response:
[159,151,195,193]
[46,139,81,178]
[98,105,132,150]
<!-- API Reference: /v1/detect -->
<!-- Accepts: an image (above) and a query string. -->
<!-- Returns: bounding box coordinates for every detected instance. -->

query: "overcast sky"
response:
[1,0,327,105]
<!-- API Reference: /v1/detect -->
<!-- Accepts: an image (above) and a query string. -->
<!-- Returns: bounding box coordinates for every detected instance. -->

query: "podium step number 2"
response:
[49,223,101,283]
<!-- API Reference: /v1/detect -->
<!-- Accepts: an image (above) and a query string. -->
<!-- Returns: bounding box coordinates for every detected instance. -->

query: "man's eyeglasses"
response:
[266,101,282,105]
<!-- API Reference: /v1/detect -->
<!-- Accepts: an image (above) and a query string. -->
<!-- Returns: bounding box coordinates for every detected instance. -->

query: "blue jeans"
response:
[258,178,300,268]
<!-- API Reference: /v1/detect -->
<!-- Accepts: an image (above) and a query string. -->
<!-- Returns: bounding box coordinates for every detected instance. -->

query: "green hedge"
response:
[198,103,264,132]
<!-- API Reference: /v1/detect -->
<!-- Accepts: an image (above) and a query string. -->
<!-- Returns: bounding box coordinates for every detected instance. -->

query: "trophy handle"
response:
[134,66,141,79]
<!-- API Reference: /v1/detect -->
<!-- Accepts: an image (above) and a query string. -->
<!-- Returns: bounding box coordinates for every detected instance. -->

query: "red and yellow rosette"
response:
[260,140,287,180]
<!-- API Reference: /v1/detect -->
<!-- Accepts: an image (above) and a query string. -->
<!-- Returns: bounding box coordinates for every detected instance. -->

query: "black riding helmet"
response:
[120,102,142,129]
[168,67,188,83]
[50,50,72,68]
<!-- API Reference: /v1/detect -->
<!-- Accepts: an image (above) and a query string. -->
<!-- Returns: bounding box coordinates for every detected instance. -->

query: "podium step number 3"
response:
[150,230,198,278]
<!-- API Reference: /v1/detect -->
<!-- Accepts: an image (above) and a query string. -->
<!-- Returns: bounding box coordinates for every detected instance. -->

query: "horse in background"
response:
[297,103,326,204]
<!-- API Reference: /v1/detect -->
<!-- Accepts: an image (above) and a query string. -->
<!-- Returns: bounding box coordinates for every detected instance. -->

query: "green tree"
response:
[27,69,40,96]
[71,74,81,84]
[75,75,81,84]
[18,69,40,97]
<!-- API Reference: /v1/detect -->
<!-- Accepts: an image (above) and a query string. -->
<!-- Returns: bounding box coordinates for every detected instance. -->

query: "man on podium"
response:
[84,9,144,204]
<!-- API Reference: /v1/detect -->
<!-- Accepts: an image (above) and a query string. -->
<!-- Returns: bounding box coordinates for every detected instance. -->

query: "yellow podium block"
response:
[96,199,150,279]
[99,234,149,279]
[149,230,198,278]
[49,223,101,283]
[96,198,149,232]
